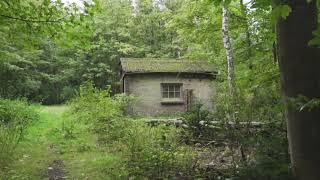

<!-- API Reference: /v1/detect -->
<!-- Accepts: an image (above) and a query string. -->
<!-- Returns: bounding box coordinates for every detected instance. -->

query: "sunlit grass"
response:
[3,104,196,179]
[3,105,123,179]
[40,105,69,114]
[4,106,65,179]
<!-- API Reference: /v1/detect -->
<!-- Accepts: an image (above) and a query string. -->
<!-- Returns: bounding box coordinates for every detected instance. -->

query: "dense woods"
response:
[0,0,319,179]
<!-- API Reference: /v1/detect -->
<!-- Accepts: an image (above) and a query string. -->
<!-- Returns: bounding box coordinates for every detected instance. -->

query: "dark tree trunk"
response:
[277,1,320,179]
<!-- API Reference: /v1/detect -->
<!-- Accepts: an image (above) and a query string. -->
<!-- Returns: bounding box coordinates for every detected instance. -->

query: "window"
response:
[161,83,182,99]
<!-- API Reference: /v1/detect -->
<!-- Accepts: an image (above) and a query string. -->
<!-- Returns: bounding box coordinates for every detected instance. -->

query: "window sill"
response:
[161,99,184,105]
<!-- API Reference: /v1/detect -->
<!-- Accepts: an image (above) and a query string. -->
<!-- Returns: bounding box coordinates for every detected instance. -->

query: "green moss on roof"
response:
[120,58,217,74]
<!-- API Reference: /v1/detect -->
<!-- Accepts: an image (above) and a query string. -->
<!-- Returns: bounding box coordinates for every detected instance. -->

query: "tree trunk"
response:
[222,5,235,96]
[277,1,320,179]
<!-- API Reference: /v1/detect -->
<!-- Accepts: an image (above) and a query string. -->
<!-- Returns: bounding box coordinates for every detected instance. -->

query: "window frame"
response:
[161,83,183,99]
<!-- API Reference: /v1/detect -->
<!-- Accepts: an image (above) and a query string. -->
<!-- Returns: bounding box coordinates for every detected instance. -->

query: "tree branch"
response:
[3,0,11,7]
[0,14,66,23]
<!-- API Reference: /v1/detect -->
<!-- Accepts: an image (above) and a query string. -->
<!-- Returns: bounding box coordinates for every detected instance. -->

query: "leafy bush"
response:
[182,103,215,141]
[236,122,291,180]
[208,83,291,179]
[0,99,39,170]
[61,117,76,139]
[69,82,121,121]
[114,93,136,115]
[68,82,129,143]
[68,82,195,178]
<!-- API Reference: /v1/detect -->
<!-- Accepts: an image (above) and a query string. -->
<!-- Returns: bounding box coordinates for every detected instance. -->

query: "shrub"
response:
[120,121,194,178]
[114,93,136,115]
[207,83,291,179]
[68,82,130,144]
[236,122,291,180]
[0,99,39,170]
[61,117,76,139]
[68,82,195,178]
[182,103,216,141]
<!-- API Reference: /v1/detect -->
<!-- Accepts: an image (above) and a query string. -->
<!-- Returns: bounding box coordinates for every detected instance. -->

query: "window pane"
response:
[174,85,180,92]
[169,85,174,91]
[162,84,182,98]
[163,85,169,92]
[162,91,169,98]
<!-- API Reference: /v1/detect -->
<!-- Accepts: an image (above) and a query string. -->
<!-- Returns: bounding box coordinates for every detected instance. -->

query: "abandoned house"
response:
[120,58,217,115]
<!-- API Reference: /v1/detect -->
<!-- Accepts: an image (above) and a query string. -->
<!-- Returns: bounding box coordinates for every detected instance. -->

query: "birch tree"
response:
[221,3,235,98]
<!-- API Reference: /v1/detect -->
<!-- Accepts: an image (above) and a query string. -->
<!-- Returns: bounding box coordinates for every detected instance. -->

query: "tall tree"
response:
[277,0,320,179]
[221,3,235,98]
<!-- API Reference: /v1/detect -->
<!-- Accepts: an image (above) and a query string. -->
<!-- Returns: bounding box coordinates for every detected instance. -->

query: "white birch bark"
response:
[221,5,235,96]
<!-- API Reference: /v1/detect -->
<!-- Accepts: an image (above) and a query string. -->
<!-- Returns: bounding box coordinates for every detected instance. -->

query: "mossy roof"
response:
[120,58,217,74]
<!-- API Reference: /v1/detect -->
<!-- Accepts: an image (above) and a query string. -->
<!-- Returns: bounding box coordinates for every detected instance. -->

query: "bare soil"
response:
[47,160,66,180]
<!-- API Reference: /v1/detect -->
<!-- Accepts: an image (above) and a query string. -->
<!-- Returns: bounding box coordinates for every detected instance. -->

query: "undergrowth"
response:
[67,82,195,178]
[1,82,293,179]
[0,99,39,174]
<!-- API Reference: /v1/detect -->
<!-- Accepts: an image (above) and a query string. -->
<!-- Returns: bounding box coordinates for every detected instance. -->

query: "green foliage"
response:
[0,99,39,171]
[69,81,128,143]
[0,0,296,178]
[309,24,320,46]
[0,0,192,104]
[68,82,194,178]
[182,103,214,140]
[211,80,290,179]
[61,117,76,139]
[271,5,292,23]
[238,158,292,180]
[62,86,78,102]
[114,93,137,115]
[237,123,292,179]
[0,0,99,104]
[0,0,97,47]
[70,82,121,119]
[122,121,193,178]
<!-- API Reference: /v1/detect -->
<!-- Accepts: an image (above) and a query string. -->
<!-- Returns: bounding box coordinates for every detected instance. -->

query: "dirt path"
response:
[5,105,105,179]
[47,160,66,180]
[44,106,68,180]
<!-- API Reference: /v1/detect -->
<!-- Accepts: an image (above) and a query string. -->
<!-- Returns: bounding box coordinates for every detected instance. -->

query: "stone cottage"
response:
[120,58,217,115]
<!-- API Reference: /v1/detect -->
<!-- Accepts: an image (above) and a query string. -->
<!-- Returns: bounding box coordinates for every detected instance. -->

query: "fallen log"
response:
[143,118,266,128]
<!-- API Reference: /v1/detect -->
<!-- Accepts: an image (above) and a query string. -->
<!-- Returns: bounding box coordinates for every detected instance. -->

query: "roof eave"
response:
[122,71,218,78]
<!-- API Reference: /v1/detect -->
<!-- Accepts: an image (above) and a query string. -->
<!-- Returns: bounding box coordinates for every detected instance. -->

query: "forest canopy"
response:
[0,0,278,105]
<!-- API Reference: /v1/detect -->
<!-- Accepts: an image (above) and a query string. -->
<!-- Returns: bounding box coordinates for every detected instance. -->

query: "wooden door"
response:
[185,89,193,111]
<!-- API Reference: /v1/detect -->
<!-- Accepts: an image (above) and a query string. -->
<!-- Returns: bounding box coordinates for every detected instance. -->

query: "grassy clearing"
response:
[3,104,130,180]
[3,105,64,179]
[1,99,291,179]
[3,105,117,179]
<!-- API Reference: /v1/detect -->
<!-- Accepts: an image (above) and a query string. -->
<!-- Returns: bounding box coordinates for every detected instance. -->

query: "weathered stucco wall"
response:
[123,73,215,115]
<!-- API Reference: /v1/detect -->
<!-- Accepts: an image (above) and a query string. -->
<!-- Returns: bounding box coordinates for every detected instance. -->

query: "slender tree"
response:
[277,0,320,179]
[221,4,235,97]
